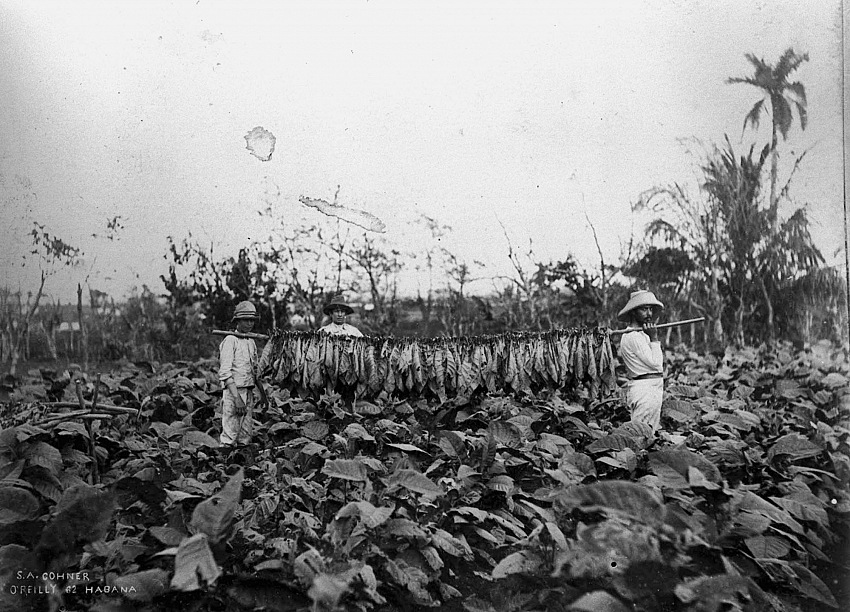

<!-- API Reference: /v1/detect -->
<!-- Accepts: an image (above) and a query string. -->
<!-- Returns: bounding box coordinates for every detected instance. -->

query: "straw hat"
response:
[618,290,664,322]
[232,300,258,320]
[323,294,354,316]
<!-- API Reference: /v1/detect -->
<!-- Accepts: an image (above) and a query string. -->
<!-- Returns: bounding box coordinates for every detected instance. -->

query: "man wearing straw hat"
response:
[318,293,362,406]
[617,290,665,432]
[218,300,260,449]
[319,294,363,337]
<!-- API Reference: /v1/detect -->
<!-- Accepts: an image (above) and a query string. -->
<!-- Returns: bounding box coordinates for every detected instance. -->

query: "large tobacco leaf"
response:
[35,486,117,560]
[385,468,444,497]
[322,458,369,482]
[189,468,243,545]
[110,568,170,602]
[555,481,666,525]
[674,575,772,611]
[0,487,40,524]
[649,448,722,484]
[170,533,222,591]
[767,432,824,462]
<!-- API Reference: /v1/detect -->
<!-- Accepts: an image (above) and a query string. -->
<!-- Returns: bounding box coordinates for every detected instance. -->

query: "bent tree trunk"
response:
[40,321,58,361]
[756,275,775,342]
[733,291,745,346]
[10,273,46,377]
[705,295,726,351]
[768,125,779,232]
[77,284,89,371]
[707,267,725,350]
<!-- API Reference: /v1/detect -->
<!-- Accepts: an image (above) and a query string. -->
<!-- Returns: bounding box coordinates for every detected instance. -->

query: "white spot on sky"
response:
[244,127,276,162]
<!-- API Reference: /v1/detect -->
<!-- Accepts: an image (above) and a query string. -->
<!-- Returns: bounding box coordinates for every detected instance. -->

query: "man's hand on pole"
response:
[642,322,659,342]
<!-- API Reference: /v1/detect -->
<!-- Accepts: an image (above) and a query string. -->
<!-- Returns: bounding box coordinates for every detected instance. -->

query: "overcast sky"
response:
[0,0,845,303]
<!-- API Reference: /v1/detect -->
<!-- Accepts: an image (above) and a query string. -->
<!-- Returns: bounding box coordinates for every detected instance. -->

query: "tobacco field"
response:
[0,341,848,612]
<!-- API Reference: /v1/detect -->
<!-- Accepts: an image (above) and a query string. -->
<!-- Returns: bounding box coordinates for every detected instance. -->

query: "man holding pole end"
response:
[617,290,665,432]
[218,300,260,451]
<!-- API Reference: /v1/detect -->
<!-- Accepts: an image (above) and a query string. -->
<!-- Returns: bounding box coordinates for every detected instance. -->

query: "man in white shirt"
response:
[617,290,664,432]
[319,294,363,337]
[318,294,362,406]
[218,300,259,447]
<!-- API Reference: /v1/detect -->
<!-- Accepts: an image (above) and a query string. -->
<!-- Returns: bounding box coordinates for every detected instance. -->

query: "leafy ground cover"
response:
[0,342,848,612]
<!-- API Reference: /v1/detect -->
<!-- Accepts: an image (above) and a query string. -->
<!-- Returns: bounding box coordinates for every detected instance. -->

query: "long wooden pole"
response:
[611,317,705,336]
[212,329,269,340]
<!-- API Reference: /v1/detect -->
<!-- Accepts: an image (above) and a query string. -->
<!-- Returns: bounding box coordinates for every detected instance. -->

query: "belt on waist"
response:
[631,372,663,380]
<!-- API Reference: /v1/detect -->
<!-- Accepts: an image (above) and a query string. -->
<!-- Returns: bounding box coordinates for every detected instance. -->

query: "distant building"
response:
[57,321,82,334]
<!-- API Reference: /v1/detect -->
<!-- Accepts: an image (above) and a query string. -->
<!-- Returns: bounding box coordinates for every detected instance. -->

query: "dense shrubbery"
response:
[0,342,848,611]
[4,173,845,369]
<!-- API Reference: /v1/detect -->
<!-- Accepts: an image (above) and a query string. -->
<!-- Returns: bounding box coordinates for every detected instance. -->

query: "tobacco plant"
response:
[0,341,847,611]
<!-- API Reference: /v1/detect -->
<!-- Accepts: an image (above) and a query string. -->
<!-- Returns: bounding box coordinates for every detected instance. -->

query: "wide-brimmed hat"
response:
[323,294,354,316]
[618,290,664,321]
[232,300,258,320]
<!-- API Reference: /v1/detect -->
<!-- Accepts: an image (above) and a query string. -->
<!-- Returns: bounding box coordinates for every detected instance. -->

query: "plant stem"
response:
[75,379,100,484]
[42,402,138,415]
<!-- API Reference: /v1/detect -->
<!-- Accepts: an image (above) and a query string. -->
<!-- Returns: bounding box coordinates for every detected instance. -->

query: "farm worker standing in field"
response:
[319,294,363,337]
[617,290,665,432]
[319,294,362,406]
[218,300,260,448]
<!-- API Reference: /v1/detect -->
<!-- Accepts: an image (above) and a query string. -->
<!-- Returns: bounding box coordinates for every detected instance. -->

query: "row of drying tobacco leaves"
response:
[0,342,848,612]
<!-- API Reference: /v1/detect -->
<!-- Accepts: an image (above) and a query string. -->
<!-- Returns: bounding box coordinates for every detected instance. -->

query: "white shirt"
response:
[618,331,663,378]
[218,335,258,387]
[319,322,363,337]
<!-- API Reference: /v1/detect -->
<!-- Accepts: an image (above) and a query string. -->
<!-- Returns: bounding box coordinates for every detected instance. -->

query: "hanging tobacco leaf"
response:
[264,328,617,401]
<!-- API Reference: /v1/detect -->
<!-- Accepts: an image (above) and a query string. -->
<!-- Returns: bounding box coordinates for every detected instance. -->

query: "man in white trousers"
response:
[218,300,260,449]
[617,290,665,432]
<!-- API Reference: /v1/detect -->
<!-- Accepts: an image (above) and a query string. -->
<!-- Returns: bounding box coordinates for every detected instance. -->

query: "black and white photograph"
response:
[0,1,847,610]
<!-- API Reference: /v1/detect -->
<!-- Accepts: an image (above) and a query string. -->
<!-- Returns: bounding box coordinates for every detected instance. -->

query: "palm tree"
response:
[638,183,729,347]
[701,138,770,343]
[727,48,808,230]
[639,138,823,344]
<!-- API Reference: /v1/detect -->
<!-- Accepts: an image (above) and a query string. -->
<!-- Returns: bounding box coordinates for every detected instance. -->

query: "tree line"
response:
[1,48,846,373]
